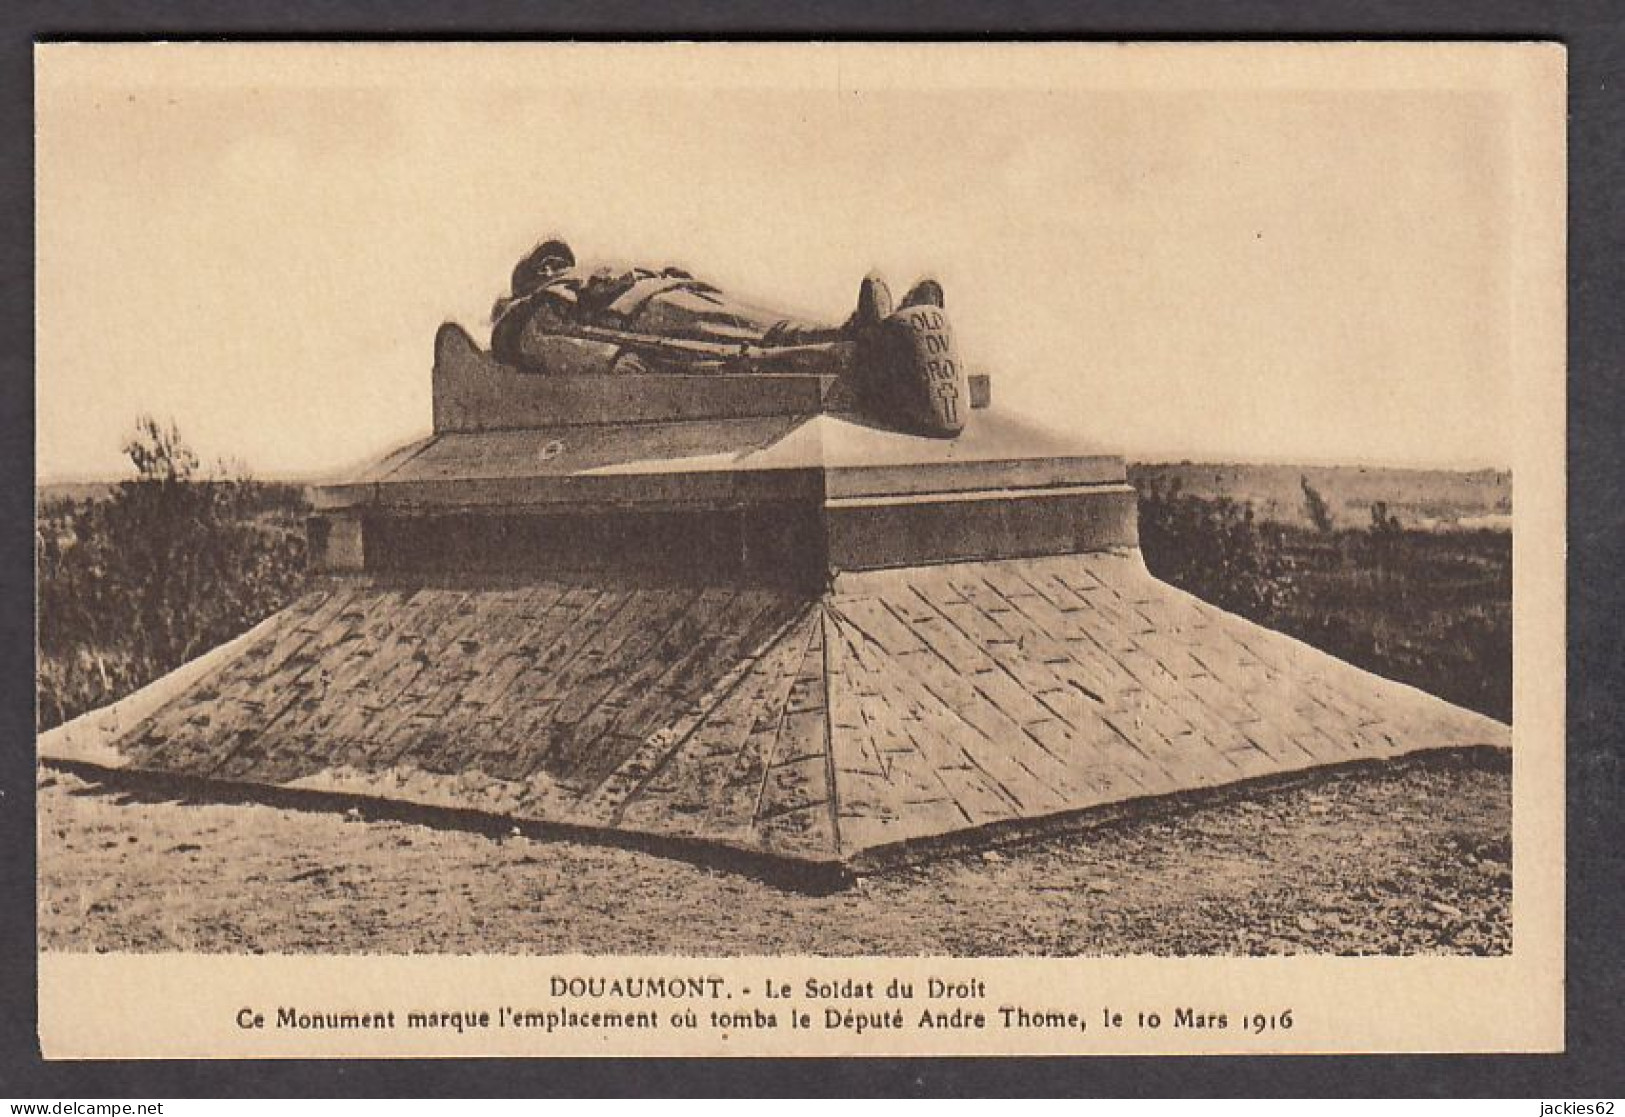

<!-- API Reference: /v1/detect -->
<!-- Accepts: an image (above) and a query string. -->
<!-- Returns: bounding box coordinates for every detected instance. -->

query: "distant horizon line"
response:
[1126,452,1513,474]
[36,452,1514,488]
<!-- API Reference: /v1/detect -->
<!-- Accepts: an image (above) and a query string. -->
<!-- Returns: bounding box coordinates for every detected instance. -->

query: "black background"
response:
[2,0,1621,1098]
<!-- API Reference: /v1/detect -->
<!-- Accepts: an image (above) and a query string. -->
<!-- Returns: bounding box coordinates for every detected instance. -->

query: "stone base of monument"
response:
[37,324,1510,883]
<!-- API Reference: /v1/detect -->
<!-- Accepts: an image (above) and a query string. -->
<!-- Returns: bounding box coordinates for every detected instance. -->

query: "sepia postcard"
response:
[33,41,1565,1058]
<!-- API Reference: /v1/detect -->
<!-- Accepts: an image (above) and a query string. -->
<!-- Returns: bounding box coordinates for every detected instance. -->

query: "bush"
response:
[36,417,309,730]
[1300,474,1335,533]
[1137,478,1297,621]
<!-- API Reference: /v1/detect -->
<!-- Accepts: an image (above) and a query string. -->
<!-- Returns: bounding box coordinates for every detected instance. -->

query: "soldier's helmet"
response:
[511,238,576,297]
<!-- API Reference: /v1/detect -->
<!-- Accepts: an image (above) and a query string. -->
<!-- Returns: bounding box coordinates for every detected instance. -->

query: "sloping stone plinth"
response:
[39,551,1508,872]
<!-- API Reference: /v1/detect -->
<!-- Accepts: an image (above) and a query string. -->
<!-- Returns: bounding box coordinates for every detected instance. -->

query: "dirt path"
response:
[37,753,1510,956]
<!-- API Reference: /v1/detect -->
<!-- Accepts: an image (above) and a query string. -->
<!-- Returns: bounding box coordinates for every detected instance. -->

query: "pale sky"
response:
[36,44,1521,480]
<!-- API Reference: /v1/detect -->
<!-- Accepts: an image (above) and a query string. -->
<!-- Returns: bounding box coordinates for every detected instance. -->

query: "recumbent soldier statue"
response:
[488,237,970,437]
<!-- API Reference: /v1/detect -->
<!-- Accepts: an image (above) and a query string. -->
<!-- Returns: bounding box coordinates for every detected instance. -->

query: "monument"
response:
[39,242,1511,884]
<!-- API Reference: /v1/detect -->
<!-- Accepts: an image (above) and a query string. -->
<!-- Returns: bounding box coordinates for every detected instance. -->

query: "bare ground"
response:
[37,751,1510,957]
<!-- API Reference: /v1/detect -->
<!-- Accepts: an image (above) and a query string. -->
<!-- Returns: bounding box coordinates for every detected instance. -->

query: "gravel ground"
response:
[36,752,1510,956]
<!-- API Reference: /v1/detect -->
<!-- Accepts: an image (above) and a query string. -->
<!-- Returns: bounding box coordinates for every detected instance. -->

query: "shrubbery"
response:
[36,418,309,730]
[1138,481,1512,722]
[1136,478,1298,621]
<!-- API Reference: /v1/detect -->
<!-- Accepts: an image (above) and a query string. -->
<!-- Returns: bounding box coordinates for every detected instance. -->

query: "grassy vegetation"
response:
[1137,478,1511,722]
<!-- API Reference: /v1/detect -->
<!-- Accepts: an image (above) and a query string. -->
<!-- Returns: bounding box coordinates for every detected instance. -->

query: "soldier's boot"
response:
[855,272,894,328]
[850,274,966,437]
[899,278,945,310]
